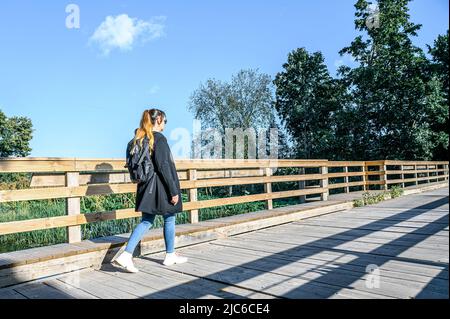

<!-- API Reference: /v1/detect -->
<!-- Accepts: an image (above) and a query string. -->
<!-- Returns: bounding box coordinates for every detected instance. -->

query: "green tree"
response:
[189,69,275,132]
[428,31,449,102]
[427,31,449,160]
[338,0,439,160]
[188,69,285,159]
[273,48,344,159]
[0,109,33,157]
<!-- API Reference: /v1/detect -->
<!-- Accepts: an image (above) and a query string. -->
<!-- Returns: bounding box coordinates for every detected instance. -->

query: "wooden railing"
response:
[0,158,448,244]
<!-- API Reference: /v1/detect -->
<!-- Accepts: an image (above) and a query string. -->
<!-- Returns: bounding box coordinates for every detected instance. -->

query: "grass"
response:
[0,188,300,253]
[353,185,404,207]
[0,170,406,253]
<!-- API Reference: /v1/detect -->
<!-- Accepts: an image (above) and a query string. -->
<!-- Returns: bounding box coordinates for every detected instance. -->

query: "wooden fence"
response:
[0,158,448,244]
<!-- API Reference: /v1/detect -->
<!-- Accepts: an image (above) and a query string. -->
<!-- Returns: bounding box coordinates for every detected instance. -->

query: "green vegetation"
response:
[353,185,405,207]
[353,191,389,207]
[0,110,33,157]
[0,180,300,253]
[390,185,404,199]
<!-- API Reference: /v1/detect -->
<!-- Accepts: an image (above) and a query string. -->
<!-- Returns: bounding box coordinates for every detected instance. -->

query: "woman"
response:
[113,109,188,273]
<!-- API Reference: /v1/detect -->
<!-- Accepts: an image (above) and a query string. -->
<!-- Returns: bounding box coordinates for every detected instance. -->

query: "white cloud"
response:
[149,85,160,95]
[89,14,166,56]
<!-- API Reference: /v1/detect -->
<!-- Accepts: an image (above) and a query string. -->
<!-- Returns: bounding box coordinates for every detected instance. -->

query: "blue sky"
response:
[0,0,448,159]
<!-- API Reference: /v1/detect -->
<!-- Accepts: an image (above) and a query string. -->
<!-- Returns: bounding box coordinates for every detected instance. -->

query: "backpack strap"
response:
[137,139,150,166]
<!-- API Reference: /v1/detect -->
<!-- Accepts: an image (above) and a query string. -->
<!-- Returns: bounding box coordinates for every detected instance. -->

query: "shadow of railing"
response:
[135,196,448,299]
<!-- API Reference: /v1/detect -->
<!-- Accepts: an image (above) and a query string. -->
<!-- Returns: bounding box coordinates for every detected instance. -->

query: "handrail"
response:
[0,159,448,245]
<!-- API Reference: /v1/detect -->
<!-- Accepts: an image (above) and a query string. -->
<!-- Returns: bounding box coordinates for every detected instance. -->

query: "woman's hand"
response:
[171,194,179,205]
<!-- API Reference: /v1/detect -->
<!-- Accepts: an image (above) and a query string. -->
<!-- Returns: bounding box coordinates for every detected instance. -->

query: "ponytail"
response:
[133,108,166,154]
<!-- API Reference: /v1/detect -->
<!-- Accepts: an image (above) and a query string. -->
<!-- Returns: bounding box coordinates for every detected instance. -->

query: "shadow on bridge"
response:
[101,195,449,299]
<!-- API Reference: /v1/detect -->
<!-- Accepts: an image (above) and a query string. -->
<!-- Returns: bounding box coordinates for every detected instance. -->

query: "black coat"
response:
[135,132,183,215]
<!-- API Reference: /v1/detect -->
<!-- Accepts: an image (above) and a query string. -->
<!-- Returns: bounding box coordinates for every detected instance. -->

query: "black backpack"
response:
[125,137,155,184]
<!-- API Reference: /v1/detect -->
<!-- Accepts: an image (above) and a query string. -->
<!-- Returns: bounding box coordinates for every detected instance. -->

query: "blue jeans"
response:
[124,213,176,254]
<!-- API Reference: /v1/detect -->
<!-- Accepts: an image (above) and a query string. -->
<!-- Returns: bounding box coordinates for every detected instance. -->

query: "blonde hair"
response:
[133,109,166,154]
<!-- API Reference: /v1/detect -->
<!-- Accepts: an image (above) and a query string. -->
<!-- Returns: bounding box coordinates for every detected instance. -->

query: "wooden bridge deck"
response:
[0,187,448,299]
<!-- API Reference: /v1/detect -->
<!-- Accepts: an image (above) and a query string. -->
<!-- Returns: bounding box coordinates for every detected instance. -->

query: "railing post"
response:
[344,166,349,193]
[298,167,306,203]
[400,164,405,188]
[66,172,81,243]
[426,164,430,183]
[320,164,329,201]
[381,161,388,191]
[264,167,273,210]
[187,169,199,223]
[414,164,418,186]
[362,164,367,191]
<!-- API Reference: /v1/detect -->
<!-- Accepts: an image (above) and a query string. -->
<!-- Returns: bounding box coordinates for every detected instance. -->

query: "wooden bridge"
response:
[0,158,448,299]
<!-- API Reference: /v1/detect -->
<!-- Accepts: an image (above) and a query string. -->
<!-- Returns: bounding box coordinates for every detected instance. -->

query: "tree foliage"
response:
[188,69,291,158]
[273,0,448,161]
[0,109,33,158]
[273,48,346,160]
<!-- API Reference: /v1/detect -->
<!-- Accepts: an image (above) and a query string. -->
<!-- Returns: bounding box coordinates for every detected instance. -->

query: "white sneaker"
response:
[112,251,139,273]
[163,252,188,266]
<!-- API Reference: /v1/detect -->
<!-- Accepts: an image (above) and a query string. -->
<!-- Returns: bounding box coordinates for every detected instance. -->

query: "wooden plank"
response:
[207,239,448,285]
[97,264,205,299]
[183,187,327,211]
[387,169,447,175]
[30,172,132,187]
[66,172,81,243]
[13,282,76,299]
[1,158,446,173]
[150,248,390,299]
[0,248,114,288]
[328,161,370,166]
[29,169,268,187]
[0,158,77,173]
[44,278,99,299]
[239,231,449,264]
[329,181,366,189]
[188,169,199,223]
[0,288,27,299]
[293,219,449,238]
[0,158,331,173]
[175,159,329,170]
[384,160,449,165]
[321,165,329,201]
[180,173,324,189]
[262,224,449,251]
[211,238,448,280]
[290,222,447,242]
[0,209,141,235]
[180,243,448,298]
[122,260,275,299]
[0,183,138,203]
[57,270,143,299]
[2,174,328,203]
[328,171,366,178]
[296,213,449,227]
[264,168,273,210]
